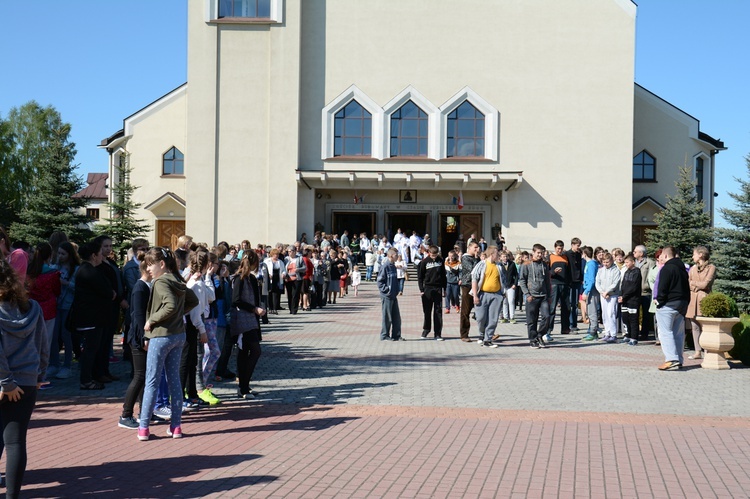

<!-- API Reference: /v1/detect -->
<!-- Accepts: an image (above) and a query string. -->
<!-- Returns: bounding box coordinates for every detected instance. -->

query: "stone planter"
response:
[697,316,739,370]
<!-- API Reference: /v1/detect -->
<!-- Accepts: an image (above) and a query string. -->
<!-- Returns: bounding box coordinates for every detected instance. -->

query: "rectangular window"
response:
[219,0,271,18]
[87,208,100,221]
[696,157,704,202]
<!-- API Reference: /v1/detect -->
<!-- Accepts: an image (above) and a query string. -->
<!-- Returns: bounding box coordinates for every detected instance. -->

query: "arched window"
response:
[163,147,184,176]
[390,101,428,157]
[446,101,485,158]
[633,150,655,181]
[334,101,372,157]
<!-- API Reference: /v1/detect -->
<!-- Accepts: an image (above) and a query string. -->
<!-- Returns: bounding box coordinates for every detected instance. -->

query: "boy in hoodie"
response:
[418,246,447,340]
[519,244,551,348]
[580,246,600,341]
[618,253,642,346]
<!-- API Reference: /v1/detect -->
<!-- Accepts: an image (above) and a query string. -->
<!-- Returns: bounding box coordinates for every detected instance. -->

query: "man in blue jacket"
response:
[377,248,402,341]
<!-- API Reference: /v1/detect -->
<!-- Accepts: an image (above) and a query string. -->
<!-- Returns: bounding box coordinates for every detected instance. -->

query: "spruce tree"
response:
[713,154,750,313]
[645,165,712,262]
[10,124,90,245]
[100,150,149,261]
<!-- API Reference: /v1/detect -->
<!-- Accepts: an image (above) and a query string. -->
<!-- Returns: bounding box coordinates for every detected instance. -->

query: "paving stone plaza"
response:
[19,280,750,498]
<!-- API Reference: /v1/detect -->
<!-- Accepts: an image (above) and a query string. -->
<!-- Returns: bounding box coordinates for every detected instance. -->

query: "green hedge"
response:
[729,314,750,366]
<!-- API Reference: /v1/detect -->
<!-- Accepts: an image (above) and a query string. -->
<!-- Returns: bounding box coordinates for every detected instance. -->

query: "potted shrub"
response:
[697,292,739,370]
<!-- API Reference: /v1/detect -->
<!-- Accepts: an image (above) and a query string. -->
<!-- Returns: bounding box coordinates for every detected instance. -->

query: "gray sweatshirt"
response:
[0,300,49,390]
[519,261,550,298]
[595,264,621,296]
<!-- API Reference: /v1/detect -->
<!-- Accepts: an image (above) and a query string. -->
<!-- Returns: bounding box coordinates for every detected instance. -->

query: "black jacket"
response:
[565,249,583,283]
[418,255,447,291]
[620,267,642,308]
[69,262,113,329]
[128,279,150,349]
[656,257,690,311]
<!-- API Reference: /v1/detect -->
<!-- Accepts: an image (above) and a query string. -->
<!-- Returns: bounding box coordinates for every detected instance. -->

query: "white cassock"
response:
[393,232,405,245]
[409,235,422,263]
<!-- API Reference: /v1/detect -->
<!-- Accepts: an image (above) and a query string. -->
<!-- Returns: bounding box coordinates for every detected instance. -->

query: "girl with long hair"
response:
[231,251,265,399]
[0,258,49,498]
[138,248,198,441]
[26,243,61,384]
[49,242,79,379]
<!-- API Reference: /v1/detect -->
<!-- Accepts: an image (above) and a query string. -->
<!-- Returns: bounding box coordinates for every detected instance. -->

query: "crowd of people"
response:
[0,223,716,495]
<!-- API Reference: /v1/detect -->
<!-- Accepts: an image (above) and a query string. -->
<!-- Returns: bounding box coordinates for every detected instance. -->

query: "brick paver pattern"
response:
[14,280,750,497]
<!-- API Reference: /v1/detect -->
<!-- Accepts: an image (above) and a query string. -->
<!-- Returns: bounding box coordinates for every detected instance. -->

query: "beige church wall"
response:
[297,0,635,250]
[124,89,187,245]
[186,0,302,245]
[633,91,713,214]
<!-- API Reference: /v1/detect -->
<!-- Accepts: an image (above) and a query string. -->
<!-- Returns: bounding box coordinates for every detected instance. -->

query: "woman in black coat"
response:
[231,252,266,399]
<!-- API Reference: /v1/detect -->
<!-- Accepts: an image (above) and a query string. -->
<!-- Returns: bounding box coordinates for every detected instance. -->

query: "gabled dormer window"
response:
[163,147,184,176]
[633,150,656,181]
[334,101,372,157]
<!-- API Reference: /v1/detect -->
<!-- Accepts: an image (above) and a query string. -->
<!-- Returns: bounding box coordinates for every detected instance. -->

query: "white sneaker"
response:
[476,339,483,345]
[489,344,499,349]
[435,337,444,341]
[55,367,73,379]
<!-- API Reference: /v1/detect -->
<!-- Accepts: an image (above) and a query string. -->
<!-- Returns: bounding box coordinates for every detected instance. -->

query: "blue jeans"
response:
[656,305,685,364]
[445,283,460,308]
[139,333,185,429]
[366,266,373,281]
[50,308,73,369]
[568,282,582,328]
[475,291,503,342]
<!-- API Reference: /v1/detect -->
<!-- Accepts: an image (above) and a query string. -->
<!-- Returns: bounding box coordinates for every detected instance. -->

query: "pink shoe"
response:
[167,426,183,439]
[137,428,150,441]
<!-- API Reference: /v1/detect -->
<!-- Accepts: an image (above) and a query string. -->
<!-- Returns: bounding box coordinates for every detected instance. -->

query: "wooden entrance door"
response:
[461,215,482,242]
[157,220,185,249]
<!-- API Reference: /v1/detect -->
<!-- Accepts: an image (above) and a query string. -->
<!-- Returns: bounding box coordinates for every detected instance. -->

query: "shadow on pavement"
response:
[24,454,271,498]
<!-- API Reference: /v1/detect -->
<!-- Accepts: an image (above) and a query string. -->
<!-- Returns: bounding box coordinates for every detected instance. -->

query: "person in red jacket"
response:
[26,243,61,384]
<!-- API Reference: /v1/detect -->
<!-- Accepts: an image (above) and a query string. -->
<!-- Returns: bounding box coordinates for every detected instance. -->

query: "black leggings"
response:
[181,322,199,399]
[78,327,102,384]
[0,386,37,499]
[216,327,237,377]
[237,332,262,395]
[122,347,146,418]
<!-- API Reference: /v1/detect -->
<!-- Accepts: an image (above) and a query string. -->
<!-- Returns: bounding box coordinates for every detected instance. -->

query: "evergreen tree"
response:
[713,154,750,313]
[645,165,712,262]
[100,150,149,261]
[3,102,66,221]
[9,124,90,245]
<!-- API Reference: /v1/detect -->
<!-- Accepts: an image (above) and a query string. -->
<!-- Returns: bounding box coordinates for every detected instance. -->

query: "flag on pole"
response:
[458,191,464,210]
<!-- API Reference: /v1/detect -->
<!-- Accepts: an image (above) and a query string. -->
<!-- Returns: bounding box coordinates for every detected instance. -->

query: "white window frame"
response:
[321,85,384,160]
[383,86,440,160]
[439,87,499,161]
[205,0,284,24]
[693,151,710,206]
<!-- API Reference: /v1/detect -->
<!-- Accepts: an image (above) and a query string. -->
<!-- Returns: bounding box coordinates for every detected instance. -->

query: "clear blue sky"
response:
[1,1,748,224]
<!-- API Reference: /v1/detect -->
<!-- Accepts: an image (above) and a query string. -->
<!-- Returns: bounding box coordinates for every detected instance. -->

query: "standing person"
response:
[417,246,447,341]
[365,250,376,282]
[26,243,61,382]
[580,246,600,341]
[498,250,519,324]
[595,252,621,343]
[340,231,350,253]
[327,250,342,304]
[138,248,198,441]
[119,253,151,429]
[686,246,716,360]
[69,242,115,390]
[351,265,361,296]
[633,245,656,340]
[444,251,461,313]
[359,233,371,265]
[231,250,265,399]
[301,248,313,311]
[394,254,407,295]
[183,251,215,408]
[471,246,503,348]
[565,238,583,332]
[93,235,125,379]
[263,249,285,315]
[0,259,49,499]
[546,240,571,341]
[284,248,305,314]
[50,242,79,379]
[618,253,643,346]
[519,244,551,348]
[214,262,237,382]
[377,248,402,341]
[654,246,690,371]
[458,241,480,343]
